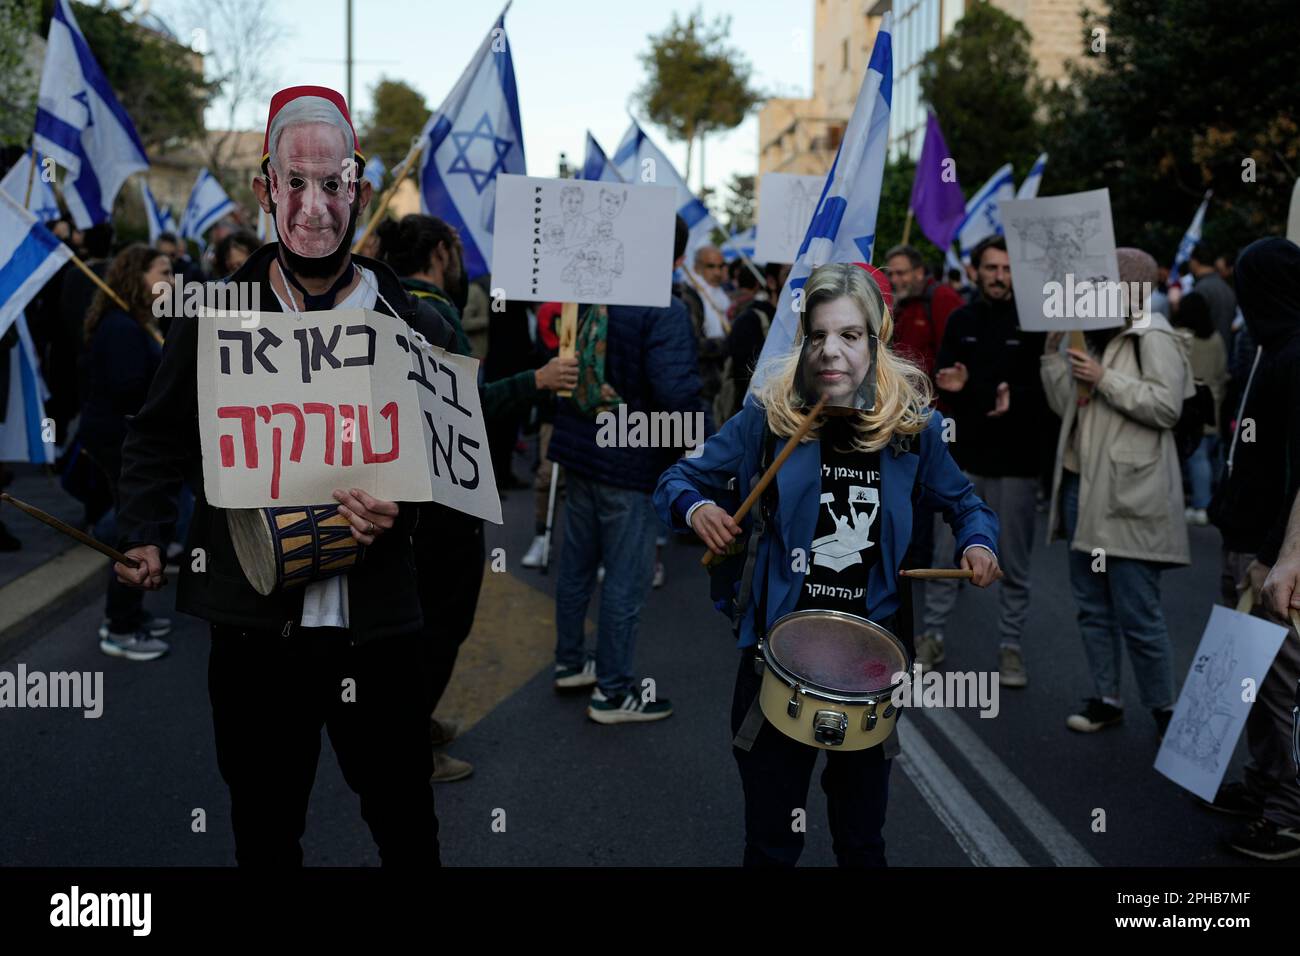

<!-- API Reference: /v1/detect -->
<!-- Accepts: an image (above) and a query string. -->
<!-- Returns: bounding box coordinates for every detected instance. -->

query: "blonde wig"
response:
[755,262,933,452]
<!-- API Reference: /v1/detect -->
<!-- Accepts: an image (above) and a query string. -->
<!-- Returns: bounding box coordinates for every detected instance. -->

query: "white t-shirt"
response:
[685,266,732,338]
[271,264,381,629]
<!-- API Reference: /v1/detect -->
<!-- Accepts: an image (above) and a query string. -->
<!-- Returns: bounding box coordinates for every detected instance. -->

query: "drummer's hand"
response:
[691,503,742,555]
[115,545,164,590]
[333,487,398,545]
[962,546,1001,588]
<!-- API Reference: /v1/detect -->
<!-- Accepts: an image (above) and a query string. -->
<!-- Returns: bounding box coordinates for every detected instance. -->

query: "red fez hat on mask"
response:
[261,85,365,171]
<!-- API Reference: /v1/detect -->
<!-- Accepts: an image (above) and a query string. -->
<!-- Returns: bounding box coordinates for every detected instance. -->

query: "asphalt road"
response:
[0,444,1289,868]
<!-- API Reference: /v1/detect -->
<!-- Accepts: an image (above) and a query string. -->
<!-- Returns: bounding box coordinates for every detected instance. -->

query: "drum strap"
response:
[731,429,778,641]
[732,655,768,752]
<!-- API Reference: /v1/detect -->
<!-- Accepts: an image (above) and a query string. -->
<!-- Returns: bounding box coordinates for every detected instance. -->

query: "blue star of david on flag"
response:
[447,113,514,195]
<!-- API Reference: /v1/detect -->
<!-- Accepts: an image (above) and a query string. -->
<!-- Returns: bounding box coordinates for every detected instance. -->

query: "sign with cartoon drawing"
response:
[1154,605,1288,801]
[755,173,824,264]
[492,174,676,307]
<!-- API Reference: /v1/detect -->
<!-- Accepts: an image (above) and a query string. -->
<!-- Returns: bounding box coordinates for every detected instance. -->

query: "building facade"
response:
[758,0,1095,174]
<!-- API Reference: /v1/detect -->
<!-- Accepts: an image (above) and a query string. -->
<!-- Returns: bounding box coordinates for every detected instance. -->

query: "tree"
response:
[182,0,283,188]
[1043,0,1299,258]
[722,173,754,232]
[635,8,761,188]
[63,1,212,153]
[359,78,429,174]
[876,158,942,270]
[918,2,1044,192]
[0,0,39,148]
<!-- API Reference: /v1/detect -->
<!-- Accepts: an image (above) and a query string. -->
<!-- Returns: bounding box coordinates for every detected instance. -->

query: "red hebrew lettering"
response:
[271,403,306,462]
[216,406,258,468]
[270,427,283,499]
[303,402,336,465]
[340,405,355,467]
[360,402,400,464]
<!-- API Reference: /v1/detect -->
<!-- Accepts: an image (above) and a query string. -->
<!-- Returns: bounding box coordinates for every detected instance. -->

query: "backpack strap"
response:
[731,427,778,640]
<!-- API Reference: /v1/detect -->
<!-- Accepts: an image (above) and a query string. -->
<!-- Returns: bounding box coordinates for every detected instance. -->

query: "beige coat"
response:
[1041,314,1197,565]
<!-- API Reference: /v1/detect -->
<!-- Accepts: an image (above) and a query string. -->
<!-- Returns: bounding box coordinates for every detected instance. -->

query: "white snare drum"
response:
[759,610,911,750]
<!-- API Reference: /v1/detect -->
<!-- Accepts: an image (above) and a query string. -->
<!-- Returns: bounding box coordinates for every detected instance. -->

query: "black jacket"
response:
[1210,237,1300,562]
[933,295,1049,478]
[115,243,456,642]
[78,309,162,470]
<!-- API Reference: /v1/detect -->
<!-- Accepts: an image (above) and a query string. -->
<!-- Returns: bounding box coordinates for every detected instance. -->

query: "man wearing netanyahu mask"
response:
[112,86,457,867]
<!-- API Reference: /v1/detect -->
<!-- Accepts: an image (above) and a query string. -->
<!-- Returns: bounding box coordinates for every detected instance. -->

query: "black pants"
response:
[97,443,144,633]
[413,523,487,710]
[207,625,440,867]
[731,652,892,867]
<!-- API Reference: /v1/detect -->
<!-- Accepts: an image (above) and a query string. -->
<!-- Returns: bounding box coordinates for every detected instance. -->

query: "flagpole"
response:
[901,207,913,246]
[23,143,38,209]
[67,251,130,314]
[353,139,425,253]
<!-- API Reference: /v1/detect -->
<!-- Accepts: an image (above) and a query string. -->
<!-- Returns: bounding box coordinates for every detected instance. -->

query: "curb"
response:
[0,545,106,657]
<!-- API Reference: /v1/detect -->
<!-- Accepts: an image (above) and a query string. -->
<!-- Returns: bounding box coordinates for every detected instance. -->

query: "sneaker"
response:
[521,534,547,569]
[1152,707,1173,738]
[1197,781,1265,818]
[587,687,673,724]
[596,565,606,583]
[1186,508,1209,526]
[554,657,597,691]
[99,615,172,640]
[998,645,1028,688]
[914,631,945,671]
[652,561,665,589]
[430,751,474,783]
[429,716,461,748]
[1224,817,1300,862]
[99,628,170,662]
[1066,698,1124,733]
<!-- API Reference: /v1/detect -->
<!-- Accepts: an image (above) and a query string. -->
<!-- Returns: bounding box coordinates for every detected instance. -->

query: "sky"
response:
[142,0,814,205]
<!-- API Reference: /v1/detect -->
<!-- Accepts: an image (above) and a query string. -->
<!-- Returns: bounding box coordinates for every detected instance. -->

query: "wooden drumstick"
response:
[899,568,974,580]
[1,493,156,576]
[701,393,830,569]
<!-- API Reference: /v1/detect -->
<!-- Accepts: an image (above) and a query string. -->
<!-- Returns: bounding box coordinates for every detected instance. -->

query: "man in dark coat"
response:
[113,86,455,867]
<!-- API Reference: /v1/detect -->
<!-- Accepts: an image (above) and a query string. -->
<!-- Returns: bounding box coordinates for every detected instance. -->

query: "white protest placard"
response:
[1000,188,1125,332]
[196,308,501,524]
[491,173,676,307]
[1154,605,1289,801]
[755,172,823,264]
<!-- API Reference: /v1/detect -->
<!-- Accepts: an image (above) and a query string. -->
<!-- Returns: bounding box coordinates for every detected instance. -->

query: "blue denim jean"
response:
[1062,472,1175,710]
[1184,434,1219,510]
[554,472,658,695]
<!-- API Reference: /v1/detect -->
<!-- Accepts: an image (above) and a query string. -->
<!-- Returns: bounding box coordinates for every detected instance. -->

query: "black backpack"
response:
[1132,336,1214,461]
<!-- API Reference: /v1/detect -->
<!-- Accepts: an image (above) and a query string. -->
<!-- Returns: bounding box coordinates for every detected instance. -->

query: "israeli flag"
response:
[613,120,720,256]
[179,168,235,241]
[363,154,386,190]
[1169,191,1212,286]
[418,5,526,281]
[1,151,62,223]
[140,180,176,243]
[1016,152,1048,199]
[953,163,1015,261]
[581,132,623,183]
[33,0,149,229]
[752,14,893,382]
[722,225,756,263]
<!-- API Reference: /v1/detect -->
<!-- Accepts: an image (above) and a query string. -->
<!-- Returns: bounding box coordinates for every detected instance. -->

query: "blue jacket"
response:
[653,398,1000,648]
[548,297,707,492]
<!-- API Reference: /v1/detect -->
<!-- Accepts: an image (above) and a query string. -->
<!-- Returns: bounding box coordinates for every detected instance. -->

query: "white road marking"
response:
[918,706,1099,867]
[896,720,1028,866]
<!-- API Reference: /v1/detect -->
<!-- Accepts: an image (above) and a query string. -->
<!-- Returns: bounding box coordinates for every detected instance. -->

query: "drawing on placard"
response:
[1006,211,1109,287]
[785,180,817,250]
[540,185,628,296]
[1164,636,1240,772]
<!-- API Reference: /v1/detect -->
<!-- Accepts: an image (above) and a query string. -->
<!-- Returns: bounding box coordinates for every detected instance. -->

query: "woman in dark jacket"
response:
[80,244,173,661]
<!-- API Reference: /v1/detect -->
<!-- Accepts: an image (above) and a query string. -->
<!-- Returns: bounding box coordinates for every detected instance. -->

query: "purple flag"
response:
[909,112,965,249]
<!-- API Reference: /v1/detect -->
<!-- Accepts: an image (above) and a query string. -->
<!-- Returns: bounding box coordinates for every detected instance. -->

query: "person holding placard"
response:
[111,86,458,867]
[655,262,1000,867]
[1040,247,1196,737]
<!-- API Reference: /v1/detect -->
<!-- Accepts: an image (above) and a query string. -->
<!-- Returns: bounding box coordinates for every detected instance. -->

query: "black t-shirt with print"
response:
[795,417,883,615]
